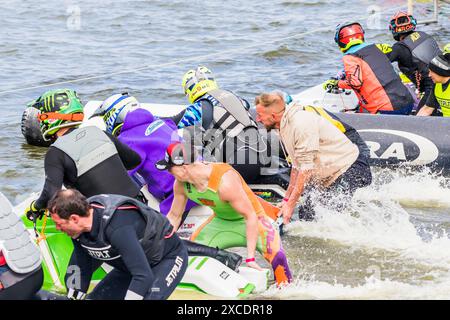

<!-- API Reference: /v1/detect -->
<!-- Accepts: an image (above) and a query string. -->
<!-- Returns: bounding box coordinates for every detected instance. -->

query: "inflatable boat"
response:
[21,84,450,175]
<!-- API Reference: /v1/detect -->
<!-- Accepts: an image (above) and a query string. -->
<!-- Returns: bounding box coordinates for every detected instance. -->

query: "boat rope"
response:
[35,211,49,244]
[0,4,409,97]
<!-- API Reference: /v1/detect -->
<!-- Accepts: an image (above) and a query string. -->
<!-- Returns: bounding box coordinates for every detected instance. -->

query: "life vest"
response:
[347,44,414,112]
[435,82,450,117]
[199,89,257,139]
[301,105,349,134]
[184,163,265,221]
[52,126,118,177]
[398,31,441,84]
[77,194,174,264]
[0,192,41,274]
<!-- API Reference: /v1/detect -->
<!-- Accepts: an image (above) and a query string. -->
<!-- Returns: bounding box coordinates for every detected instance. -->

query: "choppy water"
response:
[1,0,450,299]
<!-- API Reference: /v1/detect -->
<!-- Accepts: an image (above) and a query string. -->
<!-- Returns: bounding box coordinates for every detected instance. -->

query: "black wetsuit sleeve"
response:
[425,86,440,110]
[387,43,415,71]
[108,225,154,298]
[105,132,141,170]
[65,240,102,293]
[34,147,69,210]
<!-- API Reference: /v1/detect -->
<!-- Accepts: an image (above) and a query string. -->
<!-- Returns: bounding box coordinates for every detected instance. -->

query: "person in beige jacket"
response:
[254,92,372,224]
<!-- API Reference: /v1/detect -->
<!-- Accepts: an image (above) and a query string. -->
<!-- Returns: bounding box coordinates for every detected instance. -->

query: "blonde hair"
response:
[254,92,284,108]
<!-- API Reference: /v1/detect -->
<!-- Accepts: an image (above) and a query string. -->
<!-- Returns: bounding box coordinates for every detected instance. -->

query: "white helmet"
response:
[91,92,140,136]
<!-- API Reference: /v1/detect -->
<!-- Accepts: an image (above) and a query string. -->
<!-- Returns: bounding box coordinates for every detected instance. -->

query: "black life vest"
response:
[77,194,174,264]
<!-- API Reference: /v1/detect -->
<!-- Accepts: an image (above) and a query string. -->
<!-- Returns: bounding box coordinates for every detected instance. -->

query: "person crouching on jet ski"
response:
[90,93,243,271]
[156,142,292,286]
[48,189,188,300]
[417,44,450,117]
[323,22,415,115]
[168,66,270,183]
[255,92,372,222]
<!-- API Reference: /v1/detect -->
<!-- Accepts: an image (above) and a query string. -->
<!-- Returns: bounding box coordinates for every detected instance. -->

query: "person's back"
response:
[386,12,441,109]
[118,108,184,214]
[176,66,269,182]
[343,43,415,114]
[280,103,359,186]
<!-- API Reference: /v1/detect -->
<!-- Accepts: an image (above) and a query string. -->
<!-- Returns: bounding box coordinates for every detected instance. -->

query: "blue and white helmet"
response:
[91,92,140,136]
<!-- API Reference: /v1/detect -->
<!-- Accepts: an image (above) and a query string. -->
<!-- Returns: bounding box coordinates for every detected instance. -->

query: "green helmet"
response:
[28,89,84,140]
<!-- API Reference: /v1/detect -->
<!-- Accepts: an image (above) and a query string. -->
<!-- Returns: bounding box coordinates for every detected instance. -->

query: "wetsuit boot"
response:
[183,240,242,271]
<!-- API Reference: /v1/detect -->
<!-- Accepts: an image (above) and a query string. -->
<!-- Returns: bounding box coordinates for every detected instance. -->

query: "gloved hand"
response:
[323,79,339,92]
[25,201,46,222]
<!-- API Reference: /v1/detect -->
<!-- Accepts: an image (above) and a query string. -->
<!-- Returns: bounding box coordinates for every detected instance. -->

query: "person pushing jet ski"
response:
[23,89,143,224]
[156,141,292,286]
[323,22,415,115]
[91,93,243,271]
[48,189,188,300]
[255,92,372,222]
[168,66,271,183]
[417,44,450,117]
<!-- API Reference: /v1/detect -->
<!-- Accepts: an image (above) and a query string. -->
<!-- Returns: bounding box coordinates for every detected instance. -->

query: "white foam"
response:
[286,168,450,269]
[261,274,450,299]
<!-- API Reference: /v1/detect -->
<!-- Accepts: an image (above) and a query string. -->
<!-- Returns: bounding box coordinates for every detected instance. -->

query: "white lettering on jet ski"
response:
[359,129,439,165]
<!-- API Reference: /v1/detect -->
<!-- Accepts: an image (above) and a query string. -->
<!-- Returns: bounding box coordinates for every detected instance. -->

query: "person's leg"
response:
[87,268,131,300]
[183,239,242,271]
[257,215,292,285]
[297,186,317,221]
[0,267,44,300]
[144,239,189,300]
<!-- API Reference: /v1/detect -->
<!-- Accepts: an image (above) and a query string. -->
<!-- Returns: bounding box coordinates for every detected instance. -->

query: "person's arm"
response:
[284,168,298,199]
[418,86,439,116]
[34,147,66,210]
[167,180,189,230]
[281,169,313,224]
[65,240,101,299]
[417,106,435,116]
[108,225,154,300]
[219,170,262,270]
[105,132,141,170]
[281,115,319,224]
[176,102,203,129]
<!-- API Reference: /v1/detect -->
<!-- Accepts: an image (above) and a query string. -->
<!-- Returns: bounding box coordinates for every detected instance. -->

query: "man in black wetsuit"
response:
[380,11,440,111]
[24,89,142,221]
[48,189,188,300]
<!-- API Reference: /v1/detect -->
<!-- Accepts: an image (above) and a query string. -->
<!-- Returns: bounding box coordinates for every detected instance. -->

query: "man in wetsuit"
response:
[170,66,270,183]
[323,22,415,115]
[255,92,372,222]
[24,89,142,222]
[380,11,441,112]
[48,189,188,300]
[90,93,243,271]
[156,142,292,286]
[417,45,450,117]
